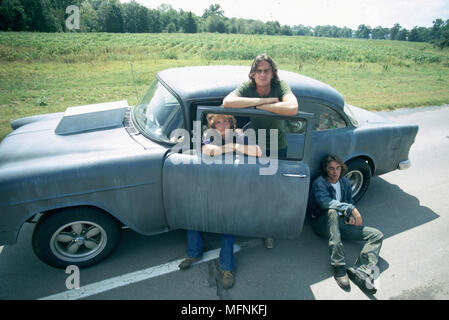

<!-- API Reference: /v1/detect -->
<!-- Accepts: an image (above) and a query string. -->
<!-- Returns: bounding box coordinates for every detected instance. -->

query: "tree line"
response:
[1,0,448,48]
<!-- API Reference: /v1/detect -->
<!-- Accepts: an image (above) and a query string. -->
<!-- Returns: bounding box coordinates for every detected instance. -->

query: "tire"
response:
[32,207,122,269]
[345,158,371,204]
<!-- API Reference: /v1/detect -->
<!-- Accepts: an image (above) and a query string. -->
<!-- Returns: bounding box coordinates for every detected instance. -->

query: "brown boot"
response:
[221,271,234,289]
[263,238,274,249]
[333,266,350,290]
[178,257,200,270]
[347,267,377,294]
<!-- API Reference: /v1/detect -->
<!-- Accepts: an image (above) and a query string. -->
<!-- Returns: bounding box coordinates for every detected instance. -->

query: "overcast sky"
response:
[122,0,449,29]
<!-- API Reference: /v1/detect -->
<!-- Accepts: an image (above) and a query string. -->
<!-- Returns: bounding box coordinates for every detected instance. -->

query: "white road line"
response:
[39,244,243,300]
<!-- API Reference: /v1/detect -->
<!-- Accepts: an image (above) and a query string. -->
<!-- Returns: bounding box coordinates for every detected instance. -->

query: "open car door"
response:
[162,107,313,239]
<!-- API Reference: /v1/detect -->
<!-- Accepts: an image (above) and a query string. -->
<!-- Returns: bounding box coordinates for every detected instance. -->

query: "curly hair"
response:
[248,54,280,88]
[320,154,348,179]
[206,113,237,129]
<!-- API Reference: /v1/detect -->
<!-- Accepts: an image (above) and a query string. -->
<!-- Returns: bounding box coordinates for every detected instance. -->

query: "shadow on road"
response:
[226,176,439,299]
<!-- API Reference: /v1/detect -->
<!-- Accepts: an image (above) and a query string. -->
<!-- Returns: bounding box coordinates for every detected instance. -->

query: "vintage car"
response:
[0,66,418,268]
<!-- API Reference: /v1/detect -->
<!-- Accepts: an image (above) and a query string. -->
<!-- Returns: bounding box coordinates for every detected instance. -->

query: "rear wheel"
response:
[32,207,121,268]
[345,159,371,204]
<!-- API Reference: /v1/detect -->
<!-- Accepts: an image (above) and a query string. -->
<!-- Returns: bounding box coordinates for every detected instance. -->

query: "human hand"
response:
[345,216,356,225]
[348,208,363,226]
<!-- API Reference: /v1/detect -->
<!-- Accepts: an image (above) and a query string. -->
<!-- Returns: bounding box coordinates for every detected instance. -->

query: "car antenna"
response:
[130,61,139,104]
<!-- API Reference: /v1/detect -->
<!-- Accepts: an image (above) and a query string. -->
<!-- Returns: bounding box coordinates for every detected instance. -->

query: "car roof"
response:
[157,65,345,109]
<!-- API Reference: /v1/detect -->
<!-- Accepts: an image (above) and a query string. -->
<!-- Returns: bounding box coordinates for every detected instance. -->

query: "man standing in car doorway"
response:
[223,54,298,249]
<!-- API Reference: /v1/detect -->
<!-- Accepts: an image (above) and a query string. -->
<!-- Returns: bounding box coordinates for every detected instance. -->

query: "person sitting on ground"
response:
[308,154,383,294]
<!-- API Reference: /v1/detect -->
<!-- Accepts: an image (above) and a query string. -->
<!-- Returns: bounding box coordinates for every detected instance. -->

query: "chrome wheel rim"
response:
[346,170,363,198]
[50,221,107,263]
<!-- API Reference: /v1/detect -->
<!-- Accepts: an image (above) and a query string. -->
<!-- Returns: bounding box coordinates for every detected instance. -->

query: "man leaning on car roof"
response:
[223,53,299,250]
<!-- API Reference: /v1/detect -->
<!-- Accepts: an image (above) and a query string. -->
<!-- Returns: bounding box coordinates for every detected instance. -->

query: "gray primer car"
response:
[0,66,418,268]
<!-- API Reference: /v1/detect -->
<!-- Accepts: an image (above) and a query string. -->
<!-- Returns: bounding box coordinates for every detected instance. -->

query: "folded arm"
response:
[311,179,355,217]
[222,91,279,109]
[202,143,262,157]
[255,92,298,116]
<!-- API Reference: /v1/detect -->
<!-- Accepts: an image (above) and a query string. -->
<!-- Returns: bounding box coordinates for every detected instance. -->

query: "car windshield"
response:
[344,104,360,127]
[133,79,184,144]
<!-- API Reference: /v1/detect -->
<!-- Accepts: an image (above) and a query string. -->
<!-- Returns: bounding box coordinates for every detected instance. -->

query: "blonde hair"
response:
[206,114,236,129]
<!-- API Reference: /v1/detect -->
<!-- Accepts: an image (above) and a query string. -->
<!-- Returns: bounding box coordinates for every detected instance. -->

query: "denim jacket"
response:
[308,175,355,219]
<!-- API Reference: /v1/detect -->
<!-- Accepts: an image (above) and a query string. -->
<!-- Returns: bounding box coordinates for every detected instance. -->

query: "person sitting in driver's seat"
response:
[201,113,261,157]
[178,113,261,289]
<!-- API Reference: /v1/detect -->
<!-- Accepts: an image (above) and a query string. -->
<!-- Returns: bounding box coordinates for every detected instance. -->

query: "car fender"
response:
[0,149,169,245]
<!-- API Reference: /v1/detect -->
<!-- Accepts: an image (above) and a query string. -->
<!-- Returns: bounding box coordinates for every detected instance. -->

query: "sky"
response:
[122,0,449,29]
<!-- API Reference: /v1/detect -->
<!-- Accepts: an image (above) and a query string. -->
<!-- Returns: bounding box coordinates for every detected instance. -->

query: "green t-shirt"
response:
[234,80,292,150]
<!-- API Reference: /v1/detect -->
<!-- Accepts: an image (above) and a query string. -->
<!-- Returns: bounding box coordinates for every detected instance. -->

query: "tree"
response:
[0,0,28,31]
[431,19,449,48]
[280,25,292,36]
[396,28,408,41]
[206,15,226,33]
[248,20,266,35]
[19,0,60,31]
[292,25,313,36]
[341,27,353,38]
[408,26,430,42]
[157,4,180,32]
[147,9,161,33]
[97,0,124,33]
[183,12,198,33]
[265,21,280,35]
[355,24,371,39]
[438,21,449,48]
[87,0,102,10]
[202,3,224,18]
[372,26,389,40]
[390,23,401,40]
[122,1,148,33]
[80,0,100,32]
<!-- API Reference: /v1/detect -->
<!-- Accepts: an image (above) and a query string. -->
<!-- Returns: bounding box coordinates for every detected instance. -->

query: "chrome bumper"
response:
[398,160,411,170]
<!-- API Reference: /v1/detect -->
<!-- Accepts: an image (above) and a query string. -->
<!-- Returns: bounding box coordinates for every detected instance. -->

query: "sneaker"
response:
[222,271,234,289]
[178,257,200,270]
[263,238,274,249]
[332,266,350,290]
[347,267,377,294]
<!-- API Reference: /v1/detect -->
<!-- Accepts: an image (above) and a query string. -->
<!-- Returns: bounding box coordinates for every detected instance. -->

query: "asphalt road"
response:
[1,105,448,301]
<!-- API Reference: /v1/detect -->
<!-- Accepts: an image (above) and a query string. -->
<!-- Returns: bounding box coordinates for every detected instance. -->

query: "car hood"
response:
[0,103,166,177]
[0,106,168,211]
[1,113,143,165]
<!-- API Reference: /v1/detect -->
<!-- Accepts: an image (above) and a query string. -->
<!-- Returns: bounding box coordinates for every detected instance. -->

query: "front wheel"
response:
[32,207,122,268]
[345,159,371,204]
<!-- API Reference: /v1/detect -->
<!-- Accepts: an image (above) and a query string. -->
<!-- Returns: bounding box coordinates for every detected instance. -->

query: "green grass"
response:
[1,32,449,141]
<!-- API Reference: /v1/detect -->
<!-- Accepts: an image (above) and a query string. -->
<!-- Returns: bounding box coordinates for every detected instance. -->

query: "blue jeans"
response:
[186,230,235,271]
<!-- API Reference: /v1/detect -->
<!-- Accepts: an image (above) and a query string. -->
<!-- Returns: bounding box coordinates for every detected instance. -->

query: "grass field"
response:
[1,32,449,141]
